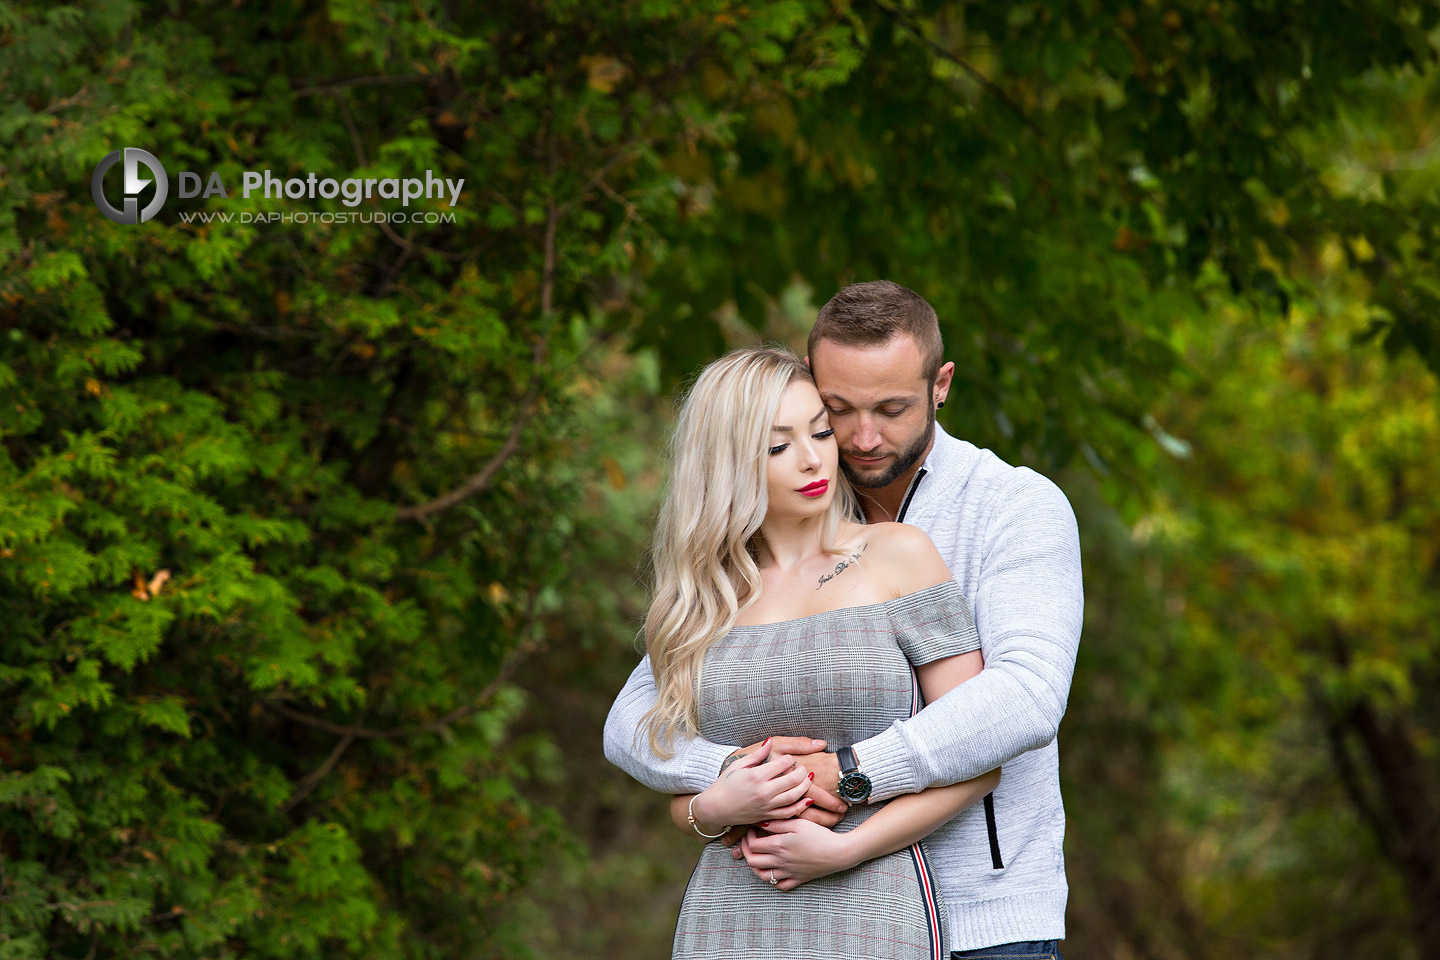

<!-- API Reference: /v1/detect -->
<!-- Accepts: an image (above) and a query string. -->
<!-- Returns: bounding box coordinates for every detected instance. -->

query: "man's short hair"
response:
[809,280,943,382]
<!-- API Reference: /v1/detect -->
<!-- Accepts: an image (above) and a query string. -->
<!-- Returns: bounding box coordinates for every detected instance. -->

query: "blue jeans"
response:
[951,941,1062,959]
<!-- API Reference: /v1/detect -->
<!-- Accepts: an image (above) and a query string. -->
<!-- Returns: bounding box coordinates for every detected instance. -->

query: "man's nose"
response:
[852,417,881,452]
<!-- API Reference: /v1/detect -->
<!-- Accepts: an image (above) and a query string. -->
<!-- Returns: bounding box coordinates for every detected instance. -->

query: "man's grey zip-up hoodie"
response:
[603,424,1083,952]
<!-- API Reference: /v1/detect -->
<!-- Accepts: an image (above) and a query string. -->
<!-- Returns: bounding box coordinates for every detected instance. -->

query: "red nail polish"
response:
[759,821,770,828]
[804,798,814,807]
[762,737,771,745]
[808,772,814,781]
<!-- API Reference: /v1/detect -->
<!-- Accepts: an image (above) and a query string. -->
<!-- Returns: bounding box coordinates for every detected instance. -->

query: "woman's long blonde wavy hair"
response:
[641,346,858,756]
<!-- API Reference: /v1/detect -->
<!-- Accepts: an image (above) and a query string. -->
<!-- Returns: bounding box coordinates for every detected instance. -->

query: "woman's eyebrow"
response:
[772,408,828,432]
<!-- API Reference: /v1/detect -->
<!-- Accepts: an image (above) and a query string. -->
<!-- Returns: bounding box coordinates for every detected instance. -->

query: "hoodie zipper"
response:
[894,468,927,524]
[895,465,1004,870]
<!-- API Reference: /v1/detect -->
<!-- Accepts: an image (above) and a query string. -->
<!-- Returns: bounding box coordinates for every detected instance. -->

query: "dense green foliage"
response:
[1,1,850,955]
[1,1,1436,958]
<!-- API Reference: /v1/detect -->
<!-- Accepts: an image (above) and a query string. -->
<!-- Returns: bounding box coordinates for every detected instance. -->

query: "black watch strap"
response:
[836,745,872,803]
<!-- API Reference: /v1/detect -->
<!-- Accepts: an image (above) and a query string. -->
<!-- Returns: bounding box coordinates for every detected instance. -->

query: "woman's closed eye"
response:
[770,428,834,455]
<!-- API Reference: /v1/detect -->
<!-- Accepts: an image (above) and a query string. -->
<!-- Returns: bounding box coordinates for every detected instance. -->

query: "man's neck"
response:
[856,460,924,523]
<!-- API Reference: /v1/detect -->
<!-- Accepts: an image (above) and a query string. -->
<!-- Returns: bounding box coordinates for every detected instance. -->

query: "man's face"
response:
[809,335,951,491]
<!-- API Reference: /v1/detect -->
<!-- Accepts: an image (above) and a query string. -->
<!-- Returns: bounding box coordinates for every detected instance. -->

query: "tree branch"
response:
[377,219,470,262]
[42,85,90,114]
[557,141,651,220]
[280,729,357,812]
[542,113,559,316]
[291,74,427,98]
[335,94,369,167]
[393,338,545,520]
[394,167,559,521]
[1320,694,1395,860]
[872,0,1044,141]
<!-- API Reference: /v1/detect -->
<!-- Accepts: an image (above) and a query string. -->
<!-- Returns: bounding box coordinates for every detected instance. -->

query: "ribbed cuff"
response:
[681,739,739,794]
[945,888,1068,953]
[852,722,920,803]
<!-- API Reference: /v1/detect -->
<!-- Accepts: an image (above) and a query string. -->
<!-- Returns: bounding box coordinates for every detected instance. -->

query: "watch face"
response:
[838,771,872,802]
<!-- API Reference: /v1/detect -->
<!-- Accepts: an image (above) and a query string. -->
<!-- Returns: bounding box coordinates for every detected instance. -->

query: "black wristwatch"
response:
[836,746,873,803]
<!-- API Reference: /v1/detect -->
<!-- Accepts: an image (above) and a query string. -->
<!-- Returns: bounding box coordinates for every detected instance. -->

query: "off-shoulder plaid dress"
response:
[672,580,980,960]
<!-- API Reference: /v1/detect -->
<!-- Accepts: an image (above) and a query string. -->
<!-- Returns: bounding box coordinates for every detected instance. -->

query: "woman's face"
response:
[764,379,839,520]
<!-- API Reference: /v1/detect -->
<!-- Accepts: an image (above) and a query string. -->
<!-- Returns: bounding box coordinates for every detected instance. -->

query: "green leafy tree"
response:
[1059,58,1440,960]
[4,1,1438,958]
[0,2,861,957]
[1130,275,1440,957]
[631,0,1440,506]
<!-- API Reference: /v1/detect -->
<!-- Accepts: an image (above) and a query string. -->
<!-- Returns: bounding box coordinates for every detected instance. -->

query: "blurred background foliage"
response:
[0,0,1436,957]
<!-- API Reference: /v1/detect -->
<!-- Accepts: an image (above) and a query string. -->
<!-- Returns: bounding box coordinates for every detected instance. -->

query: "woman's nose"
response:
[799,440,823,470]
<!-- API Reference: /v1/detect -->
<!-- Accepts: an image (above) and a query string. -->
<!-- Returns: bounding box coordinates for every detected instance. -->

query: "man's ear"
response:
[935,360,955,404]
[803,355,811,369]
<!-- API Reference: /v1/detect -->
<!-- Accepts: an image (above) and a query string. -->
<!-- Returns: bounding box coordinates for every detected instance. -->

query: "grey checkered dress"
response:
[672,580,980,960]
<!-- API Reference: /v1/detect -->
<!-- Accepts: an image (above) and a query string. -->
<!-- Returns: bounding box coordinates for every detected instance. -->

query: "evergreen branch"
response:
[333,93,468,264]
[261,590,543,749]
[47,900,120,914]
[384,633,542,738]
[262,638,540,744]
[395,586,546,735]
[395,176,557,521]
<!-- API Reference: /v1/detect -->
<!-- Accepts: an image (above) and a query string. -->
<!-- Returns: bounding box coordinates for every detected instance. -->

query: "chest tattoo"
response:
[816,543,867,590]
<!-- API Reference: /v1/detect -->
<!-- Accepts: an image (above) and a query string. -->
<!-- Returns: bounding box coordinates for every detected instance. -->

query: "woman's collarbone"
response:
[736,564,889,625]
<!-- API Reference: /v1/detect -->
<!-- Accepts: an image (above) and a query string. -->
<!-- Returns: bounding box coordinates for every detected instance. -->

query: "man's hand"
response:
[788,749,841,796]
[717,737,847,846]
[720,736,828,776]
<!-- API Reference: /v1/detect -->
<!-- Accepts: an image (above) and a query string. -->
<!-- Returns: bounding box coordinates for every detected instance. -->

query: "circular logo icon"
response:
[92,148,169,224]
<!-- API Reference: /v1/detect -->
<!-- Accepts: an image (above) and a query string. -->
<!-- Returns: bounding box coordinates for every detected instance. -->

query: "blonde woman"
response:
[636,346,998,960]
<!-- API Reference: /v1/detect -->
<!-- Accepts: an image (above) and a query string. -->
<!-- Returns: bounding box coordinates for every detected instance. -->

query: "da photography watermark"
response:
[92,148,169,225]
[91,147,465,225]
[232,170,464,207]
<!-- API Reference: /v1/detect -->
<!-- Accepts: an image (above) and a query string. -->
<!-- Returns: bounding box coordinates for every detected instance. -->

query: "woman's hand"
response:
[692,737,815,829]
[735,818,857,890]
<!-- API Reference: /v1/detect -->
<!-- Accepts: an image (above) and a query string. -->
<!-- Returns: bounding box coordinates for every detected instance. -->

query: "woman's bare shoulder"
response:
[856,522,951,598]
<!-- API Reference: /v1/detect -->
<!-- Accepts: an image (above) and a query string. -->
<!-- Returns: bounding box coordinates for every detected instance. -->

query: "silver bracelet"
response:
[687,795,730,839]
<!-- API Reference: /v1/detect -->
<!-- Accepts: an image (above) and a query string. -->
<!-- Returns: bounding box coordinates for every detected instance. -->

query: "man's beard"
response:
[839,410,935,490]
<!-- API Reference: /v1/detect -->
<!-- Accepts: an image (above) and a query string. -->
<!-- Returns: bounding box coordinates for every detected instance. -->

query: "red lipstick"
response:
[798,480,829,497]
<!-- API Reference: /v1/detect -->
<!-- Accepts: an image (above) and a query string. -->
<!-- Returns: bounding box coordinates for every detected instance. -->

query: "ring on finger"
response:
[769,870,778,886]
